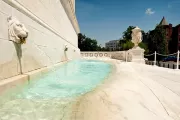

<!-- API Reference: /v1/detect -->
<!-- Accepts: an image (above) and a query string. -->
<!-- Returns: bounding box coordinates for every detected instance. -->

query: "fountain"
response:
[7,16,65,81]
[7,16,29,74]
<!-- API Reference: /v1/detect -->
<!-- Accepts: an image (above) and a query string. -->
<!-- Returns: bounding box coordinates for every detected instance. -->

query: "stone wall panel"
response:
[0,0,80,80]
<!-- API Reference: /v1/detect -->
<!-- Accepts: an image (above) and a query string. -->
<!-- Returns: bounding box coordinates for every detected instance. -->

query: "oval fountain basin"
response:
[0,60,112,120]
[17,60,112,99]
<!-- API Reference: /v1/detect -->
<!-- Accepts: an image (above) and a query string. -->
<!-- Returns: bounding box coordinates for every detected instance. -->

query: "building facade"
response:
[159,17,180,53]
[146,17,180,53]
[171,24,180,52]
[0,0,80,80]
[105,40,120,51]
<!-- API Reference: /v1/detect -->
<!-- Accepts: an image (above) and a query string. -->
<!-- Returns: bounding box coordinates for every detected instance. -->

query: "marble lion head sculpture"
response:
[7,16,28,44]
[131,26,142,48]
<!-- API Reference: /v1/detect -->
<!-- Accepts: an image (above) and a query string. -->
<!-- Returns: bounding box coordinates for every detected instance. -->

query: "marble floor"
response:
[71,60,180,120]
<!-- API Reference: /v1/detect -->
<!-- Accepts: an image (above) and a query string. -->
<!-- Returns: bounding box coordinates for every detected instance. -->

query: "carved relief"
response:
[90,53,93,57]
[104,53,108,57]
[94,53,98,57]
[99,53,103,57]
[7,16,28,44]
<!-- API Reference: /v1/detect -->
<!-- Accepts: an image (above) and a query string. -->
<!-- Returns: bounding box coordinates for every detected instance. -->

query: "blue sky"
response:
[76,0,180,46]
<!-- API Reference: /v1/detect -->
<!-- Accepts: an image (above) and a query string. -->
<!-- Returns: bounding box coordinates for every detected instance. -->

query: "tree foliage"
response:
[78,33,109,51]
[119,26,135,50]
[121,40,134,50]
[139,42,149,54]
[122,26,135,41]
[147,25,167,54]
[78,33,86,50]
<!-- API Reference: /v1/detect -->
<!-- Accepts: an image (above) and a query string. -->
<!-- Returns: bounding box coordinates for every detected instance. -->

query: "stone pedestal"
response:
[128,47,145,64]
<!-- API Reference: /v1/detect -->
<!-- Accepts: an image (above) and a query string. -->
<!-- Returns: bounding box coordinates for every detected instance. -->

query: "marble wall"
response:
[0,0,80,80]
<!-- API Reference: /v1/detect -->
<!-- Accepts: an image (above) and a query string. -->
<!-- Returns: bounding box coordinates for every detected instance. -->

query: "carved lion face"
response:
[7,16,28,44]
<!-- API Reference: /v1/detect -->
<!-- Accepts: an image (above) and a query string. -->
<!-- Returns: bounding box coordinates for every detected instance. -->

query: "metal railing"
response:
[145,50,180,70]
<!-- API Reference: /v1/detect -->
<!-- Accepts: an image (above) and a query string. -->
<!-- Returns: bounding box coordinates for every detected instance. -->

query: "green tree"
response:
[78,33,86,50]
[119,26,135,50]
[122,26,135,40]
[82,37,98,51]
[121,40,134,50]
[100,47,106,51]
[148,25,167,54]
[139,42,149,54]
[78,33,101,51]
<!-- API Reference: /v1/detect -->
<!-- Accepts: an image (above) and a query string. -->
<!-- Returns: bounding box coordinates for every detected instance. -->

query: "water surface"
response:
[0,60,112,120]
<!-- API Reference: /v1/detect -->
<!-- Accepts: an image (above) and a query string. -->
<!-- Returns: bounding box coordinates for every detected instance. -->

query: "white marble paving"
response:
[71,60,180,120]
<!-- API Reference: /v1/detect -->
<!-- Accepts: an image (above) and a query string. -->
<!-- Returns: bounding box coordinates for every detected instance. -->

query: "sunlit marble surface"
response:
[71,60,180,120]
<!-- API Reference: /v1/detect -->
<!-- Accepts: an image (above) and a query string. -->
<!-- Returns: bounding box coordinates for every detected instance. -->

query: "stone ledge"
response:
[60,0,80,34]
[0,61,67,94]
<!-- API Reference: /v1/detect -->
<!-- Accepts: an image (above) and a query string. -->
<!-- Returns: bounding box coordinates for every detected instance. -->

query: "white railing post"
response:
[154,51,156,66]
[176,50,179,70]
[126,51,127,62]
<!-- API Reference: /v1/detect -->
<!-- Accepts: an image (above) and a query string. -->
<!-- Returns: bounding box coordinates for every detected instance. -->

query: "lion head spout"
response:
[7,16,28,44]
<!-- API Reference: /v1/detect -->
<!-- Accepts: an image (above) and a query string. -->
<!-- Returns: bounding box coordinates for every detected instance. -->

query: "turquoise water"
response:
[0,60,112,120]
[17,60,111,99]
